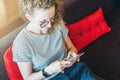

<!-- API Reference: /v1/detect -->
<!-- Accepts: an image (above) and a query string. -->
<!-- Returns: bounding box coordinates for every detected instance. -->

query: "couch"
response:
[63,0,120,80]
[0,0,120,80]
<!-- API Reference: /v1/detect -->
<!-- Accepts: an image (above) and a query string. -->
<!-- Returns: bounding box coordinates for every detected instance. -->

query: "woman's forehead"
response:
[32,6,55,20]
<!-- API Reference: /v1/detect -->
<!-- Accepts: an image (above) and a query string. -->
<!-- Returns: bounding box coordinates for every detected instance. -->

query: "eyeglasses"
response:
[40,15,58,28]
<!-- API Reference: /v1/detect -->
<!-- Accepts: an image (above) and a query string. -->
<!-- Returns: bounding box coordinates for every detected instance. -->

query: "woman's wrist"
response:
[69,47,78,54]
[44,67,53,75]
[42,68,51,77]
[69,51,77,56]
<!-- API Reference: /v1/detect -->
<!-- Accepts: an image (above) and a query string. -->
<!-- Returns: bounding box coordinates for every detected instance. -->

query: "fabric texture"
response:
[67,7,111,51]
[63,0,100,24]
[4,46,23,80]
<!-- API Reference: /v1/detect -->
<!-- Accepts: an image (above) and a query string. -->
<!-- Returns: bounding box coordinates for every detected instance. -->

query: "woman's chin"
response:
[40,28,49,35]
[40,31,48,35]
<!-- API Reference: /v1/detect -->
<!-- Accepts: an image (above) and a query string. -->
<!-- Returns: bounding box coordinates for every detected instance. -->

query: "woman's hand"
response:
[65,52,80,64]
[44,60,71,74]
[44,52,80,75]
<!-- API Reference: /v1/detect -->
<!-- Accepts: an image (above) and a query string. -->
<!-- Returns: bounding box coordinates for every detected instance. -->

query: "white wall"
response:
[0,0,24,38]
[0,0,20,28]
[0,0,7,28]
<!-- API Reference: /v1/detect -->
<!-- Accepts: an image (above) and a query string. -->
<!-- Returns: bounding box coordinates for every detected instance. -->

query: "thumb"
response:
[66,52,72,59]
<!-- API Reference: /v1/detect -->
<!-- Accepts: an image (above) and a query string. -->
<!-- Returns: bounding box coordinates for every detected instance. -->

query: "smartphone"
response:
[67,52,85,62]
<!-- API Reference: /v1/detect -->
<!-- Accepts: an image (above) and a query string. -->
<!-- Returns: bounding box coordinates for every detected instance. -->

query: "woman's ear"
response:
[25,13,32,21]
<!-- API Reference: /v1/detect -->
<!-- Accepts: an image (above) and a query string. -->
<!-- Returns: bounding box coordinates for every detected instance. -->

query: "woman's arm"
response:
[17,62,45,80]
[64,35,78,54]
[17,60,69,80]
[64,35,81,62]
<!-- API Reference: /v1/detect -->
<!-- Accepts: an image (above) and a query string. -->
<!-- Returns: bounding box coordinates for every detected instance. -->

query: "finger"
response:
[61,61,71,65]
[60,66,65,70]
[66,52,72,59]
[60,65,65,73]
[77,58,80,62]
[71,52,77,57]
[60,67,64,73]
[66,55,70,60]
[60,61,71,68]
[63,63,73,68]
[64,58,67,61]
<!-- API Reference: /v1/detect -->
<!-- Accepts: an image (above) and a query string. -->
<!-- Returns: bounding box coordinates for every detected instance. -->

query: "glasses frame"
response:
[39,15,58,28]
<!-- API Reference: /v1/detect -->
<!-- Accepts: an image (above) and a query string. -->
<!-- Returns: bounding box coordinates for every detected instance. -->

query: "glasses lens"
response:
[40,21,49,28]
[40,16,58,28]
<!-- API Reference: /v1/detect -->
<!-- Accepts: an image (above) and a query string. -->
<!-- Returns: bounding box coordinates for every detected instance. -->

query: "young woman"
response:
[12,0,97,80]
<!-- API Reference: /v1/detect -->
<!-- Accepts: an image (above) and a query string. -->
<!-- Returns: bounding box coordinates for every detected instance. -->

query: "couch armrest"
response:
[0,23,27,80]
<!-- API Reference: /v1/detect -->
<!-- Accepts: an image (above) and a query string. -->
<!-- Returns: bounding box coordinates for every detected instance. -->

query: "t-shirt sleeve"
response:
[12,42,32,62]
[59,20,68,39]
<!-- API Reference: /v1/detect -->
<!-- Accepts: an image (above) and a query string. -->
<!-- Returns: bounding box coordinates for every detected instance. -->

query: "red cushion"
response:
[67,7,111,51]
[4,46,23,80]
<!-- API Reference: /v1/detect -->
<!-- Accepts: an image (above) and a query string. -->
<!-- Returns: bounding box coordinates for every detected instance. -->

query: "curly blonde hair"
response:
[19,0,64,34]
